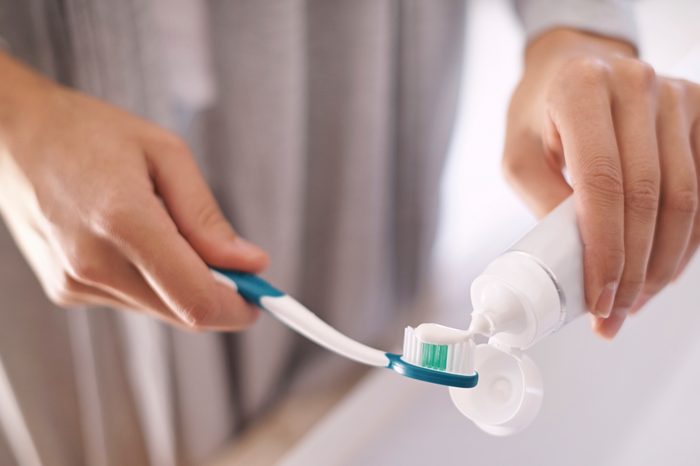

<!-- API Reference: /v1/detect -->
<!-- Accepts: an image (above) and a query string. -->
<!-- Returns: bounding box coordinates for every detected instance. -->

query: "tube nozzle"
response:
[468,312,495,336]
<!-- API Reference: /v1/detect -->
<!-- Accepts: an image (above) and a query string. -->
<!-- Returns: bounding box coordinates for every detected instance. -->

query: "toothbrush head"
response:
[386,323,479,388]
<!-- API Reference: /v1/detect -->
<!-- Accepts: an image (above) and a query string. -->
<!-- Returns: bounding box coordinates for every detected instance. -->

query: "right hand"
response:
[0,52,269,331]
[503,30,700,339]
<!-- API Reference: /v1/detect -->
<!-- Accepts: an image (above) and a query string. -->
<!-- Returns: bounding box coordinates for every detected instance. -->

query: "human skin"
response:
[0,50,269,331]
[504,28,700,338]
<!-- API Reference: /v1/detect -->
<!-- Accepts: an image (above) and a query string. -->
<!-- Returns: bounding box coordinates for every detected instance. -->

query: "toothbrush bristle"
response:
[401,326,474,375]
[422,342,448,370]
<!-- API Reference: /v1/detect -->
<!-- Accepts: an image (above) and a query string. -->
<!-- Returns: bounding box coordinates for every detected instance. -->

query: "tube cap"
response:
[449,344,543,436]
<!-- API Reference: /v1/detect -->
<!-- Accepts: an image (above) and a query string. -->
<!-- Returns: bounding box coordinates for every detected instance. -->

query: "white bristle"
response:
[411,330,417,362]
[413,331,419,362]
[465,341,475,374]
[400,325,475,375]
[449,342,462,373]
[447,342,456,372]
[403,327,410,356]
[455,343,464,373]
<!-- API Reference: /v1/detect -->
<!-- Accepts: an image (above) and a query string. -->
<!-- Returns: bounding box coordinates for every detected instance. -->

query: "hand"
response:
[503,29,700,338]
[0,52,268,330]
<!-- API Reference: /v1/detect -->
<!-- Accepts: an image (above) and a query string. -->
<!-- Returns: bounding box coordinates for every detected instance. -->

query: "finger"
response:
[45,265,129,309]
[675,88,700,278]
[608,60,660,319]
[56,275,195,330]
[675,236,699,279]
[591,309,627,340]
[633,80,697,313]
[57,274,139,310]
[97,260,253,331]
[550,60,625,318]
[502,121,573,217]
[64,242,187,324]
[93,193,260,330]
[12,224,138,311]
[46,223,194,326]
[628,292,653,316]
[10,206,201,329]
[145,136,268,272]
[46,248,137,310]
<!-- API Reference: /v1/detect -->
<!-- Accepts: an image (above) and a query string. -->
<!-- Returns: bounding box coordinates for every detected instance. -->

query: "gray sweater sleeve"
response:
[514,0,637,46]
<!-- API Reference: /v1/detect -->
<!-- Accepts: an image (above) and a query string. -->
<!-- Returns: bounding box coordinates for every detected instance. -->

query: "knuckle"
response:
[626,179,660,215]
[575,158,624,200]
[616,277,646,306]
[659,79,687,109]
[92,202,133,241]
[59,271,82,294]
[614,59,656,91]
[195,203,227,232]
[664,186,698,215]
[157,133,191,157]
[67,257,103,283]
[584,244,626,280]
[185,202,237,242]
[604,248,627,278]
[561,57,609,88]
[621,276,646,291]
[608,247,627,267]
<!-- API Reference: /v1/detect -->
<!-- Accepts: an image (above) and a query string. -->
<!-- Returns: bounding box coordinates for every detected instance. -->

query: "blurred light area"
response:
[636,0,700,73]
[434,0,529,275]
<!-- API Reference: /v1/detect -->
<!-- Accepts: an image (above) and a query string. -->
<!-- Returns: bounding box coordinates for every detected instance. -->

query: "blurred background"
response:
[209,0,700,464]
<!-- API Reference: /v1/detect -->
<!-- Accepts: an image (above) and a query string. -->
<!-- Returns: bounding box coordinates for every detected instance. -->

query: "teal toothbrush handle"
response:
[210,268,478,387]
[210,267,389,367]
[211,268,285,306]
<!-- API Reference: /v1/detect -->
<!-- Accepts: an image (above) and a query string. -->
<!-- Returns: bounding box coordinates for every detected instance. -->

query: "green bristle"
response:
[421,343,448,370]
[439,344,448,369]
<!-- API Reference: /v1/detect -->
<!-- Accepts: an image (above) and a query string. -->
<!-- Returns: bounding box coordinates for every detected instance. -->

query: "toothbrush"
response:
[211,268,478,388]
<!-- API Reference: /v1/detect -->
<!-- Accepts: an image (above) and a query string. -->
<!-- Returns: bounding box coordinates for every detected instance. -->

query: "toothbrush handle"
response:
[212,269,285,306]
[211,268,389,367]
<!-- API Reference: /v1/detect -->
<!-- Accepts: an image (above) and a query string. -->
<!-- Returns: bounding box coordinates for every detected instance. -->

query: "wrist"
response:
[0,51,62,140]
[524,28,636,74]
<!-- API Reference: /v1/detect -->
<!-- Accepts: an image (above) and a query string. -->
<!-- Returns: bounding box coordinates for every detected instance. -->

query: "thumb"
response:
[502,127,572,218]
[146,137,269,272]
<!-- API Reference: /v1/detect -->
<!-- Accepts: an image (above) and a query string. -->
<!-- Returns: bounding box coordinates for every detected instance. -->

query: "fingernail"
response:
[593,282,617,318]
[179,305,218,327]
[594,308,627,340]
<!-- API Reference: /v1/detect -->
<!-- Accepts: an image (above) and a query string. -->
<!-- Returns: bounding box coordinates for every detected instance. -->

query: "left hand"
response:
[503,28,700,339]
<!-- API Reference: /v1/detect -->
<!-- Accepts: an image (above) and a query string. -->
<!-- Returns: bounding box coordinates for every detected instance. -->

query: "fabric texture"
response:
[515,0,637,45]
[0,1,634,465]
